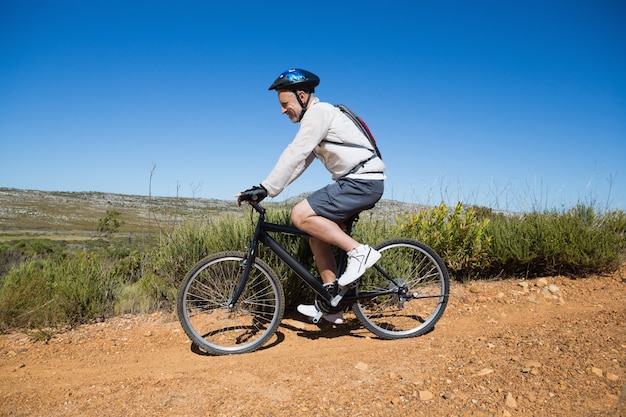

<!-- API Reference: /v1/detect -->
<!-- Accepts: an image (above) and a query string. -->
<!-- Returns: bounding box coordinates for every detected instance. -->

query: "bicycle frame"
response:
[229,201,353,308]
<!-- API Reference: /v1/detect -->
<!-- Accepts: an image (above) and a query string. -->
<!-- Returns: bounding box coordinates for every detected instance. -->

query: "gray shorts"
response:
[306,178,384,224]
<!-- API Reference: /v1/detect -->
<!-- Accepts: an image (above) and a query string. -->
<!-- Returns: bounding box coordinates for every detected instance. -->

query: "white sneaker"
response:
[297,304,344,324]
[337,244,381,287]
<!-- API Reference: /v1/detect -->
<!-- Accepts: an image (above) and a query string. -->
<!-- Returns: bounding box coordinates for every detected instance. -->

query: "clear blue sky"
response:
[1,1,625,212]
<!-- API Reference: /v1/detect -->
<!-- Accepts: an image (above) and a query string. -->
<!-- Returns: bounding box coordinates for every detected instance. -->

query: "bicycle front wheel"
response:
[177,251,285,355]
[353,238,449,339]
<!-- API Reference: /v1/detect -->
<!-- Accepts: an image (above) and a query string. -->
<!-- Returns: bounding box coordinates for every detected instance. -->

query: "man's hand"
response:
[236,185,268,206]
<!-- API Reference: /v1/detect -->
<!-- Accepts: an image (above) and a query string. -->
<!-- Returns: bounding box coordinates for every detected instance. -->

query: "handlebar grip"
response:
[238,185,268,203]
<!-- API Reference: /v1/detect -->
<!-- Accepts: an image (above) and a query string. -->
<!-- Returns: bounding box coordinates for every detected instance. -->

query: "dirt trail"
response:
[2,269,625,417]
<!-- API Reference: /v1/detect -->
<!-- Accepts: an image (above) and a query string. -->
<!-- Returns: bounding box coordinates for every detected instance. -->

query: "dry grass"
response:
[0,187,240,240]
[0,187,422,241]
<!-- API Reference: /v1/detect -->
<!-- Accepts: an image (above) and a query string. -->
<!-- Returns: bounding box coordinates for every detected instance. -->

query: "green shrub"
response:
[0,239,58,276]
[353,210,397,246]
[396,202,492,278]
[97,210,125,236]
[0,254,118,332]
[1,202,624,333]
[114,272,174,314]
[486,205,625,277]
[148,215,252,305]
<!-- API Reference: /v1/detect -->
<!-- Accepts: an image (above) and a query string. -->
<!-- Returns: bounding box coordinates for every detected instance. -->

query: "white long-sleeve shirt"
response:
[261,97,386,197]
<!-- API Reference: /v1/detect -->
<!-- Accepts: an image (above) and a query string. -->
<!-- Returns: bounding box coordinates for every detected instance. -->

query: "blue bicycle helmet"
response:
[268,68,320,92]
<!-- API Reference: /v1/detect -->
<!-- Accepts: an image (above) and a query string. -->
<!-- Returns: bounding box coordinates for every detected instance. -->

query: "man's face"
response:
[277,90,305,123]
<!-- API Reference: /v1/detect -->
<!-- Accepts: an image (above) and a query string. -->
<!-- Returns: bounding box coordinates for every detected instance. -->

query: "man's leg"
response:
[308,237,337,284]
[292,199,381,289]
[292,199,359,253]
[292,199,349,324]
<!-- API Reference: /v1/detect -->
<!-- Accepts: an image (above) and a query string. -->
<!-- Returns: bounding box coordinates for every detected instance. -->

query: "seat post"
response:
[344,213,360,236]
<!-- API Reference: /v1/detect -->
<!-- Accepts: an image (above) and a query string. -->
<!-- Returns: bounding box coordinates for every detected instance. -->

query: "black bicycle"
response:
[177,194,450,355]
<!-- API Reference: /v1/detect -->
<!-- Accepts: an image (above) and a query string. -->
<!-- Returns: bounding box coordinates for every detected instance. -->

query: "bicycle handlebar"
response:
[238,185,268,204]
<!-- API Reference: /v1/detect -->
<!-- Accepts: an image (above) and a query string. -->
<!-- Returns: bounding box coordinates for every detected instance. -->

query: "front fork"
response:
[227,221,263,309]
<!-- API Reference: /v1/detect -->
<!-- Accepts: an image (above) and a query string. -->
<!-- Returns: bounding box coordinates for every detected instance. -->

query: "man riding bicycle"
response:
[238,68,386,324]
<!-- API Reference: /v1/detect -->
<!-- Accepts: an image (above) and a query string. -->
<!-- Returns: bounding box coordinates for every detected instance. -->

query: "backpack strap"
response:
[347,154,378,175]
[320,139,372,151]
[335,104,382,160]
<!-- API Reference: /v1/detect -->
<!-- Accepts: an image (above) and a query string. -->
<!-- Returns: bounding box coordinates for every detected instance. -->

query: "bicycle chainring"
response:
[314,294,337,314]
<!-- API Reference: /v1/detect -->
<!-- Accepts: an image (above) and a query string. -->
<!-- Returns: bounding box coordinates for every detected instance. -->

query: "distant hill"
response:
[0,188,424,240]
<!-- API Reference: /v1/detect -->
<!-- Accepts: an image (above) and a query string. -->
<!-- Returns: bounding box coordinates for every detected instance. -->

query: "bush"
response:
[114,272,173,314]
[0,253,118,332]
[396,202,492,278]
[485,205,625,277]
[143,215,253,309]
[0,239,58,276]
[1,202,624,333]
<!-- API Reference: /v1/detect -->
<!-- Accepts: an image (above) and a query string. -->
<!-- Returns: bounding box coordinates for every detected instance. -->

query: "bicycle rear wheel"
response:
[177,251,285,355]
[353,238,449,339]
